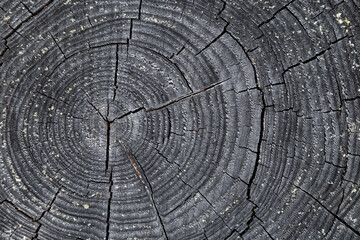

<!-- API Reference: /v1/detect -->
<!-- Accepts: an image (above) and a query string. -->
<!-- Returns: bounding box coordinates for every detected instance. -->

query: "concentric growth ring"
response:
[0,0,359,239]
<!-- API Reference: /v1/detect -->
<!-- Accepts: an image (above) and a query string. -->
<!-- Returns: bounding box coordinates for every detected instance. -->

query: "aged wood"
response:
[0,0,359,239]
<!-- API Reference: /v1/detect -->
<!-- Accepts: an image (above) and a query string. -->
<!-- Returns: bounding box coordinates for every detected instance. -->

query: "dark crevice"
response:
[264,82,285,88]
[32,188,61,239]
[113,44,119,101]
[166,193,193,216]
[86,16,94,27]
[282,35,352,76]
[332,70,344,108]
[138,0,143,20]
[106,99,110,119]
[0,199,34,221]
[223,171,248,185]
[268,41,285,75]
[238,144,258,155]
[166,109,171,140]
[227,30,265,237]
[86,100,143,173]
[86,100,106,121]
[146,77,231,112]
[173,62,193,92]
[154,143,181,168]
[37,91,58,103]
[0,39,9,57]
[122,143,146,185]
[49,32,66,58]
[256,218,275,240]
[126,38,130,55]
[129,19,134,41]
[343,96,360,102]
[8,25,27,40]
[247,46,259,53]
[35,188,61,221]
[223,229,240,240]
[324,188,345,237]
[257,0,295,28]
[122,144,169,239]
[238,200,258,237]
[110,107,145,123]
[21,2,34,15]
[86,99,114,173]
[216,0,226,19]
[254,33,264,40]
[195,22,229,56]
[105,120,111,173]
[175,44,186,56]
[170,131,185,137]
[324,161,346,169]
[37,91,71,106]
[223,87,258,95]
[105,169,113,240]
[329,0,345,11]
[348,152,360,157]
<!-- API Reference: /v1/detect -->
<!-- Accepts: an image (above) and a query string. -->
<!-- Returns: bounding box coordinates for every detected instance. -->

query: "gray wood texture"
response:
[0,0,359,239]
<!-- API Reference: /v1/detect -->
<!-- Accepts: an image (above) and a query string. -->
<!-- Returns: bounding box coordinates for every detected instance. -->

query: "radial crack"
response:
[105,169,113,240]
[282,35,352,75]
[113,44,119,101]
[122,144,169,239]
[257,220,275,240]
[105,120,111,173]
[216,0,226,19]
[86,100,106,121]
[0,200,34,221]
[37,91,69,105]
[49,32,66,58]
[257,0,295,28]
[286,8,310,39]
[195,22,229,56]
[146,77,231,112]
[324,188,345,237]
[33,188,61,239]
[111,107,145,122]
[138,0,143,20]
[154,144,180,168]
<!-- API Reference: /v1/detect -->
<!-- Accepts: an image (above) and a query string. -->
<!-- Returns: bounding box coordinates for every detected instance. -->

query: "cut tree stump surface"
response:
[0,0,359,239]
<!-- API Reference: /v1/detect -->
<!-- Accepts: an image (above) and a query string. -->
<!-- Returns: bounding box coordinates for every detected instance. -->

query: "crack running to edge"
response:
[105,169,113,240]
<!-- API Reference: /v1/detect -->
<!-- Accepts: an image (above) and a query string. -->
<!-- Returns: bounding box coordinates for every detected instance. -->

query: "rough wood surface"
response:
[0,0,359,239]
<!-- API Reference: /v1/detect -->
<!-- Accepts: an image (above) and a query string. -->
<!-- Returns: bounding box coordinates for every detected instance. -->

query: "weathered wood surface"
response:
[0,0,359,239]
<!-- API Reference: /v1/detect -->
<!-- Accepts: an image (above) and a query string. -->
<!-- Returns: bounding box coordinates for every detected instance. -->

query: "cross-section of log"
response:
[0,0,359,239]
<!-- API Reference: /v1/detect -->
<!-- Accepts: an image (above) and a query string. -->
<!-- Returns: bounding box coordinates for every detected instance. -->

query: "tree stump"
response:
[0,0,359,239]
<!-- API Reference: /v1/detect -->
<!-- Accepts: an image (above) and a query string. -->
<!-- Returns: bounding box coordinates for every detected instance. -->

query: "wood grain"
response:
[0,0,359,239]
